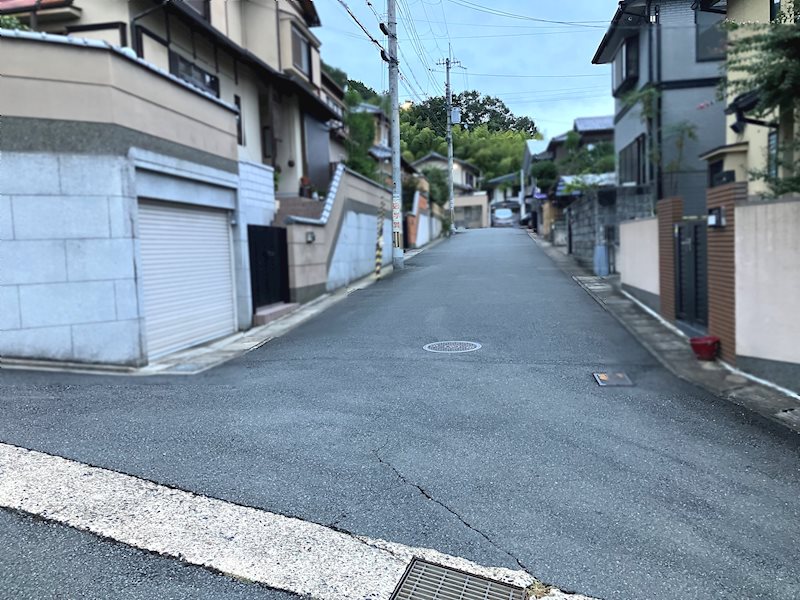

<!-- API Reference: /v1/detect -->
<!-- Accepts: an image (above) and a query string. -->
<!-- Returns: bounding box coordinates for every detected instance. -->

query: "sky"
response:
[314,0,620,141]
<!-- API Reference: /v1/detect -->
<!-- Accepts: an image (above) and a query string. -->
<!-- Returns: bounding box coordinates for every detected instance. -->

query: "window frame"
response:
[618,134,648,186]
[771,0,782,21]
[768,130,779,179]
[291,25,311,77]
[168,49,220,97]
[234,95,244,146]
[695,9,727,62]
[612,35,639,96]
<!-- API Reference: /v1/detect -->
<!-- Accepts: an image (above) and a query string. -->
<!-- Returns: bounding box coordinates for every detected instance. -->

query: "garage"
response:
[138,200,237,360]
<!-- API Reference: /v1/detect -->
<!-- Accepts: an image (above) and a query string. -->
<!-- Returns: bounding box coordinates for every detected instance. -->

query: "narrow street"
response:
[1,229,798,599]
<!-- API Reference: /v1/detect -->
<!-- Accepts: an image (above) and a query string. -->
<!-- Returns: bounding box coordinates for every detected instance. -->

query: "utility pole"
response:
[437,55,461,233]
[387,0,404,269]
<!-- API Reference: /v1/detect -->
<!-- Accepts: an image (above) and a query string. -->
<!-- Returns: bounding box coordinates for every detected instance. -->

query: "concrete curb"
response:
[528,233,800,434]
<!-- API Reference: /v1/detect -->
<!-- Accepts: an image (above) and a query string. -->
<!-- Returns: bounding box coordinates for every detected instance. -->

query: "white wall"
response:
[736,200,800,364]
[327,211,385,291]
[417,213,431,248]
[619,218,660,297]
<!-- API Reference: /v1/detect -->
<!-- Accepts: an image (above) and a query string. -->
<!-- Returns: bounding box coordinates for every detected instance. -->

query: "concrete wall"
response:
[0,34,244,366]
[286,168,391,303]
[0,152,143,365]
[735,198,800,388]
[619,217,660,310]
[0,36,238,161]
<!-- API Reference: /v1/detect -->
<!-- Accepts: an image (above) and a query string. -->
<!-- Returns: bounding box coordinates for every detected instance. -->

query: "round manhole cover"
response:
[423,341,481,353]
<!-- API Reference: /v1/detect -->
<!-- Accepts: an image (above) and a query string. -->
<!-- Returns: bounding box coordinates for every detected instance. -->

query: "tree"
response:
[0,15,27,29]
[402,90,538,138]
[345,111,377,180]
[724,4,800,195]
[421,167,449,207]
[530,161,559,193]
[347,80,381,105]
[321,61,347,89]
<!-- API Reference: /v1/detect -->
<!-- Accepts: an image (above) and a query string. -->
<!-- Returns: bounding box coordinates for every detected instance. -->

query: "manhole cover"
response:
[391,558,525,600]
[593,372,633,386]
[423,341,481,353]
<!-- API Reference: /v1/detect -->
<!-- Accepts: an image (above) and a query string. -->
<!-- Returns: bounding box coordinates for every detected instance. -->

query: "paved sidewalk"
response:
[529,233,800,434]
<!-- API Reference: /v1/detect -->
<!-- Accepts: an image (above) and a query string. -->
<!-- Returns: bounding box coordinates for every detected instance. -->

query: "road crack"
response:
[371,448,531,574]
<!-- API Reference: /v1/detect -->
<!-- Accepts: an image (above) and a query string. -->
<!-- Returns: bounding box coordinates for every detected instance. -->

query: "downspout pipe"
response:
[130,0,169,55]
[655,3,663,201]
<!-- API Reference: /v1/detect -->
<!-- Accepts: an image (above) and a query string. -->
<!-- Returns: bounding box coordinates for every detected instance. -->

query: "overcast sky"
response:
[314,0,620,140]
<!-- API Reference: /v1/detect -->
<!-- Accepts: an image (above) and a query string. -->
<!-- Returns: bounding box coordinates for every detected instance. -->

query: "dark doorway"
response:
[675,219,708,328]
[248,225,290,309]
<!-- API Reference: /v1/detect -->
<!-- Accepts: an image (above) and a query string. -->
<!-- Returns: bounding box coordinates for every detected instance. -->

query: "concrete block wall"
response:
[0,152,144,365]
[233,160,275,329]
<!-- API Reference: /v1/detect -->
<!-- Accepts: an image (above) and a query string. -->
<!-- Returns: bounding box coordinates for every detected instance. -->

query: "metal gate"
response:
[675,220,708,327]
[248,225,290,309]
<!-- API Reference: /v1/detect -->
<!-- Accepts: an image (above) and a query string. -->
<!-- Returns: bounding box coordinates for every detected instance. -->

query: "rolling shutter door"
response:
[138,201,236,359]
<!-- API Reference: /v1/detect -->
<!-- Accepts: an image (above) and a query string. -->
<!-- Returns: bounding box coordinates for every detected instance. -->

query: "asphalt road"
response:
[1,228,798,599]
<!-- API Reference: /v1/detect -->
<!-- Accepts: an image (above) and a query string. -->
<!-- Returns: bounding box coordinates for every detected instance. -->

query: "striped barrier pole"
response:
[375,202,385,279]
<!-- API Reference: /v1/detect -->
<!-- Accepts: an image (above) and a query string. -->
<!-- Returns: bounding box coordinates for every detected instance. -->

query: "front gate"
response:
[675,219,708,327]
[248,225,290,309]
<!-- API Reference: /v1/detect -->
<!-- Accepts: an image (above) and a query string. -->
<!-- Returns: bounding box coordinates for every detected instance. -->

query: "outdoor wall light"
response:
[708,207,726,228]
[306,231,316,244]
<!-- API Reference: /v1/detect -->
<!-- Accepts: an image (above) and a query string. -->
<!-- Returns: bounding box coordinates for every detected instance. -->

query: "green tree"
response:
[347,80,381,105]
[402,91,538,138]
[421,167,449,206]
[0,15,28,29]
[530,161,559,193]
[321,61,347,89]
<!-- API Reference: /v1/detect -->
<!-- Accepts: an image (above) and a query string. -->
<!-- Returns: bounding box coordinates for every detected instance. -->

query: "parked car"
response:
[492,208,516,227]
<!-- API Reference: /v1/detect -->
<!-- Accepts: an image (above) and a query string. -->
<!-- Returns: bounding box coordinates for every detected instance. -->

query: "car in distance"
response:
[492,208,516,227]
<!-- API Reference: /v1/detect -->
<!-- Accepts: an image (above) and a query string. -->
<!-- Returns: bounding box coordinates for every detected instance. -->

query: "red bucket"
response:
[690,336,720,361]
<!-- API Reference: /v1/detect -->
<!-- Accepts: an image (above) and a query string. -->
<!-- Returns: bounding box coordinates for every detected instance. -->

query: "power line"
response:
[334,0,386,54]
[443,0,606,28]
[429,70,608,79]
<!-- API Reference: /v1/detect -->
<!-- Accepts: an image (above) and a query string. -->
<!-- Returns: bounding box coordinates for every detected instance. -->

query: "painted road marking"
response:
[0,443,595,600]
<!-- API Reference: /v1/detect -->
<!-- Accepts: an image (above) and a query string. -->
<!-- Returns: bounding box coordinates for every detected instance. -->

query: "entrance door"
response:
[675,220,708,327]
[248,225,290,308]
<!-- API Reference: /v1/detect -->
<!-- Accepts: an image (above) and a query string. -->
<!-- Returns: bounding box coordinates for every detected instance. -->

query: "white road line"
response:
[0,443,594,600]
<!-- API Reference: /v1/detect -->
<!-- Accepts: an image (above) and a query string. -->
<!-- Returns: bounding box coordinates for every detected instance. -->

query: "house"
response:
[524,117,614,243]
[689,0,798,389]
[592,0,726,314]
[412,152,488,229]
[352,102,392,176]
[0,0,393,368]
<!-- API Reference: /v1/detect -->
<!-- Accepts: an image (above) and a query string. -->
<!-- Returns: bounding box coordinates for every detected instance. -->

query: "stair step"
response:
[253,302,299,326]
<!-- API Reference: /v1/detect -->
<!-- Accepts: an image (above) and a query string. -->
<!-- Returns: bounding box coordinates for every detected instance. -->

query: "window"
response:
[169,51,220,97]
[612,36,639,95]
[465,171,475,188]
[619,135,647,186]
[184,0,210,21]
[768,130,778,179]
[771,0,781,21]
[234,95,243,146]
[696,10,726,61]
[292,26,311,76]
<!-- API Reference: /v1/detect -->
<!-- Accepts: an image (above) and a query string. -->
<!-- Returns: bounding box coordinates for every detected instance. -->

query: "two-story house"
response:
[0,0,394,369]
[690,0,800,391]
[411,152,488,228]
[593,0,726,329]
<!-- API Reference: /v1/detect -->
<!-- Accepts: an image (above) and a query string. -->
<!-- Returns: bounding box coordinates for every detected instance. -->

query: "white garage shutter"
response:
[138,201,236,359]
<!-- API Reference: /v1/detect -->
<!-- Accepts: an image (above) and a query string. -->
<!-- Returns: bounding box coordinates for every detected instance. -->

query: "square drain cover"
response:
[391,558,525,600]
[593,372,633,386]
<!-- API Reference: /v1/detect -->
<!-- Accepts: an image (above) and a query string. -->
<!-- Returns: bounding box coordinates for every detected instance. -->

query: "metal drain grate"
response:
[391,559,525,600]
[423,341,481,353]
[593,372,633,386]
